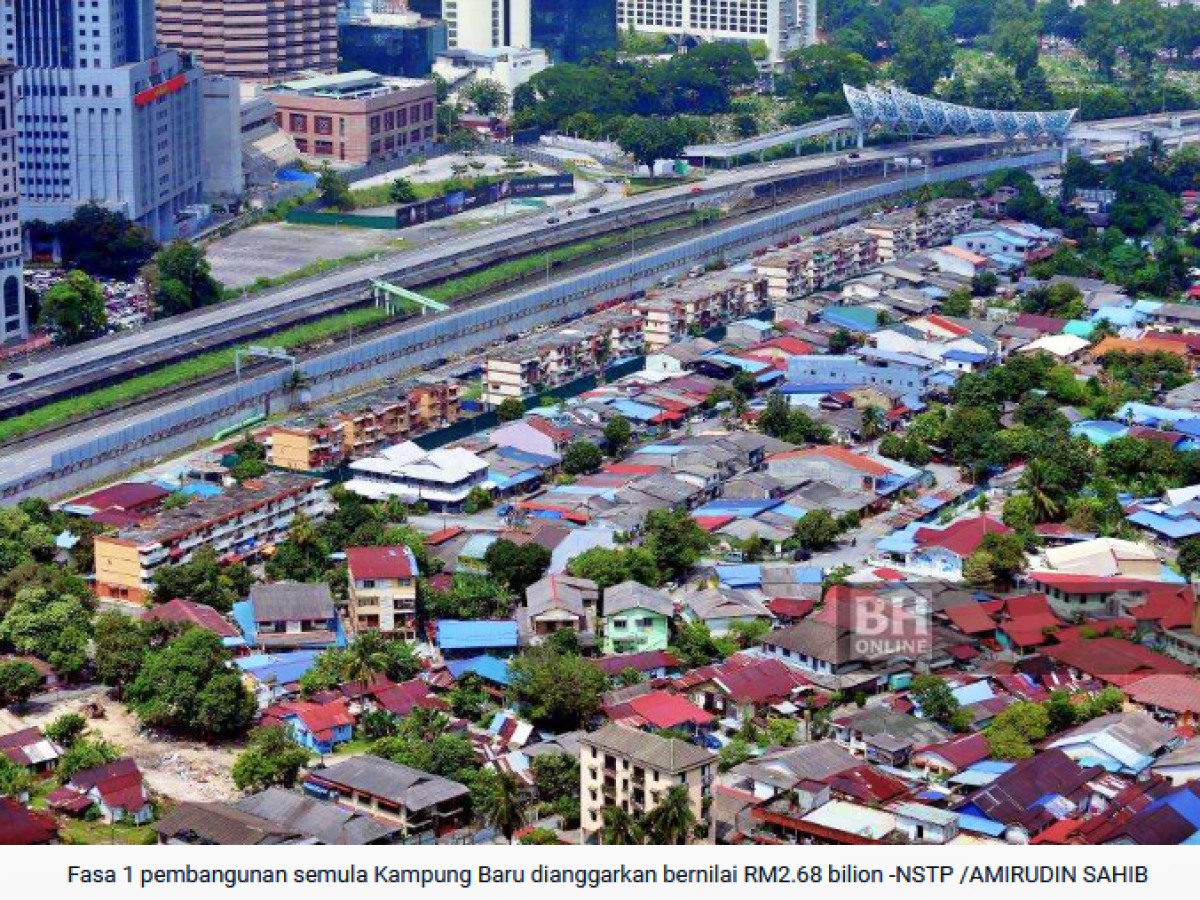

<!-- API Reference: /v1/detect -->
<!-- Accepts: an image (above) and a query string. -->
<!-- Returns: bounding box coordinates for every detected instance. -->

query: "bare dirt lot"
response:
[23,688,243,803]
[205,223,405,290]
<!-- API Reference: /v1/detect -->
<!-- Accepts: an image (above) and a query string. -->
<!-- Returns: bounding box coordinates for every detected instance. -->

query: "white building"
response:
[444,0,530,52]
[0,60,24,345]
[617,0,816,65]
[4,0,203,239]
[345,441,489,510]
[433,46,548,93]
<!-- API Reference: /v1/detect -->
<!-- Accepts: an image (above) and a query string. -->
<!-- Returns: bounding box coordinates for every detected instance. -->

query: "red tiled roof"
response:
[1123,674,1200,715]
[346,545,415,580]
[266,700,355,740]
[46,786,92,814]
[1042,638,1192,681]
[947,644,981,661]
[69,758,148,814]
[622,692,715,729]
[145,598,239,639]
[924,314,973,337]
[754,336,815,356]
[1013,313,1067,334]
[941,602,996,635]
[1027,573,1161,594]
[593,650,681,676]
[0,798,57,844]
[373,679,448,717]
[425,526,465,546]
[694,515,736,532]
[525,416,571,444]
[70,482,170,512]
[914,515,1011,557]
[827,764,908,803]
[767,597,815,619]
[1000,621,1054,648]
[914,732,990,770]
[716,658,809,704]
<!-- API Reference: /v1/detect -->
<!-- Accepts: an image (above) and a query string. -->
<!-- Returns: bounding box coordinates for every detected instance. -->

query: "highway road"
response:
[3,110,1196,419]
[0,133,1017,413]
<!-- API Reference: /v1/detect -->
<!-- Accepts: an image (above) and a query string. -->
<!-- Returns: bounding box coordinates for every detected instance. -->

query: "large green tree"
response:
[149,241,222,316]
[40,270,107,344]
[509,645,606,730]
[891,8,955,94]
[232,726,312,792]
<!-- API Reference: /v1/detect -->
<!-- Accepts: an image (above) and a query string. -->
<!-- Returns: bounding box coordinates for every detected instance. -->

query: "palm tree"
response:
[643,785,697,845]
[482,771,526,841]
[342,632,391,687]
[859,405,886,441]
[399,707,450,742]
[600,805,644,845]
[1018,459,1064,523]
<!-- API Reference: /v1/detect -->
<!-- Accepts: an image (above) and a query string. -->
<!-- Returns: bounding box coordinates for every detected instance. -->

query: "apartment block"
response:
[93,473,329,603]
[481,311,641,407]
[346,545,419,639]
[156,0,338,82]
[0,60,22,345]
[269,381,460,472]
[580,723,715,843]
[634,271,768,351]
[865,199,975,263]
[617,0,816,65]
[755,230,879,301]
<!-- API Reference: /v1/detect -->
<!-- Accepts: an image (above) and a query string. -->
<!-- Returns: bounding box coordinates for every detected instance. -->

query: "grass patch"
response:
[229,243,406,299]
[332,738,374,756]
[60,818,159,845]
[349,173,513,210]
[626,176,702,196]
[0,307,392,446]
[461,380,483,401]
[425,210,720,303]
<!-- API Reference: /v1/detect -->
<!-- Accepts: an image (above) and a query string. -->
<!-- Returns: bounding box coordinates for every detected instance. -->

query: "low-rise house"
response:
[0,798,58,844]
[304,755,471,839]
[831,707,950,767]
[601,581,673,655]
[241,582,341,651]
[145,598,243,649]
[593,650,682,681]
[51,759,152,824]
[520,575,600,646]
[892,802,960,844]
[1150,740,1200,785]
[0,727,62,774]
[679,587,772,637]
[880,514,1013,580]
[579,723,715,843]
[262,700,355,755]
[1044,712,1179,776]
[1122,674,1200,729]
[155,801,308,845]
[346,545,419,640]
[237,786,402,844]
[1042,637,1192,686]
[674,655,810,725]
[345,441,489,511]
[436,620,519,660]
[957,749,1104,839]
[911,732,991,777]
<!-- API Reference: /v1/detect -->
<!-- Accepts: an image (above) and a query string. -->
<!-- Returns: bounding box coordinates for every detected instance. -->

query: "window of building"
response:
[315,140,333,155]
[369,115,381,135]
[289,112,308,132]
[314,115,332,135]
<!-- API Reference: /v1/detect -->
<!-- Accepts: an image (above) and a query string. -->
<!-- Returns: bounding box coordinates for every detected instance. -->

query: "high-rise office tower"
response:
[156,0,339,82]
[617,0,817,65]
[443,0,614,63]
[0,60,24,345]
[3,0,203,240]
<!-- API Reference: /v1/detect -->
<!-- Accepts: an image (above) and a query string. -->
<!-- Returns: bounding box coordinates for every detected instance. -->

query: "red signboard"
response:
[134,73,187,107]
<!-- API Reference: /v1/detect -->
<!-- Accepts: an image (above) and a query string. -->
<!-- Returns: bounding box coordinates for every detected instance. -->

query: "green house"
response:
[601,580,673,655]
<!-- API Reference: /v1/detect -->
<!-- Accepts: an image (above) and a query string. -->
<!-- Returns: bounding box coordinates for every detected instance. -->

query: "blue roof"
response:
[496,445,560,467]
[438,619,519,651]
[1146,787,1200,829]
[771,503,809,521]
[1071,420,1128,445]
[1128,509,1200,539]
[490,470,542,489]
[1090,306,1143,327]
[820,306,881,333]
[794,567,824,584]
[446,655,512,686]
[235,649,322,685]
[461,534,498,559]
[877,522,920,555]
[636,444,686,455]
[957,814,1007,837]
[715,564,763,588]
[971,760,1017,774]
[695,498,782,517]
[182,482,223,498]
[610,399,664,422]
[708,353,771,374]
[732,318,772,332]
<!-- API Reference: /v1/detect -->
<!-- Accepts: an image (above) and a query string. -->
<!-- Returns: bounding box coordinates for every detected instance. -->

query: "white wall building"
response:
[4,0,203,240]
[617,0,816,65]
[433,46,548,93]
[444,0,530,51]
[345,441,489,510]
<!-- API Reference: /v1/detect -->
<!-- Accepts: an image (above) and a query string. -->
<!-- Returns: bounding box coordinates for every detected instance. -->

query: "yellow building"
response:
[345,545,419,639]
